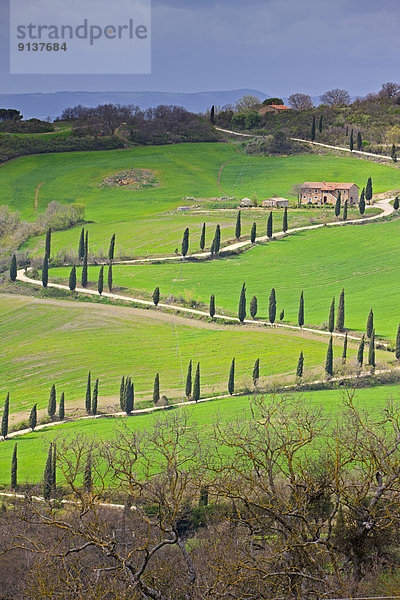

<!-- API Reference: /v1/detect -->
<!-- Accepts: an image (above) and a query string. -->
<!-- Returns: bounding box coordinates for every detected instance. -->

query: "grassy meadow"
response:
[1,383,400,486]
[0,142,396,258]
[0,294,361,420]
[50,218,400,340]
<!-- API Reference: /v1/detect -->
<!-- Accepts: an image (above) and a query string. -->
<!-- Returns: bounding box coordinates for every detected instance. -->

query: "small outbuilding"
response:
[240,197,253,207]
[262,197,289,208]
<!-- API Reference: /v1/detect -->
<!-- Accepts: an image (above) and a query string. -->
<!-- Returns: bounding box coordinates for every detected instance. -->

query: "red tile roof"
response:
[301,182,358,190]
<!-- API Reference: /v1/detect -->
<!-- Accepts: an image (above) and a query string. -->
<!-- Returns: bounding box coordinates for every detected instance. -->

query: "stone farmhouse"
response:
[300,181,359,205]
[262,197,289,208]
[257,104,291,115]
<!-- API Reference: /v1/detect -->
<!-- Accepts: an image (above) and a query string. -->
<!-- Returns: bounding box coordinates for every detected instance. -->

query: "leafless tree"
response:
[320,88,351,106]
[378,82,400,99]
[288,93,314,110]
[234,95,261,113]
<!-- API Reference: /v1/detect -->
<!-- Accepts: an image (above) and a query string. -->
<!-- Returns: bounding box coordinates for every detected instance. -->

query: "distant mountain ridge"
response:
[0,89,270,121]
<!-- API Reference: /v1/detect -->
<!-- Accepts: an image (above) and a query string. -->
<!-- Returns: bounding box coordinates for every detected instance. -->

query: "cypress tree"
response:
[267,211,273,238]
[228,358,235,395]
[42,254,49,288]
[269,288,276,324]
[319,115,323,133]
[392,144,397,163]
[210,238,215,256]
[185,360,192,399]
[200,223,206,250]
[283,206,288,232]
[84,453,92,493]
[250,295,257,319]
[97,266,104,295]
[365,177,373,204]
[85,372,91,414]
[335,193,341,218]
[1,393,9,439]
[209,293,215,318]
[11,443,17,490]
[337,289,345,332]
[357,335,365,366]
[153,373,160,404]
[92,379,99,416]
[325,336,333,377]
[119,376,125,411]
[10,254,17,281]
[121,377,129,413]
[343,199,348,221]
[359,188,366,215]
[342,332,348,363]
[366,309,374,338]
[85,230,89,257]
[181,227,190,257]
[252,358,260,385]
[69,265,76,291]
[193,363,200,402]
[396,323,400,361]
[108,263,113,292]
[328,297,335,333]
[45,227,51,258]
[125,379,134,414]
[59,392,65,421]
[394,196,399,210]
[43,445,52,500]
[296,351,304,379]
[214,224,221,254]
[48,384,56,419]
[235,210,241,240]
[280,308,285,321]
[311,115,316,141]
[81,252,88,287]
[210,104,215,124]
[29,404,37,431]
[350,129,354,151]
[357,131,363,151]
[238,282,246,323]
[51,443,56,492]
[78,228,85,260]
[153,286,160,306]
[345,125,349,136]
[368,329,376,368]
[250,222,257,243]
[298,291,304,328]
[108,233,116,261]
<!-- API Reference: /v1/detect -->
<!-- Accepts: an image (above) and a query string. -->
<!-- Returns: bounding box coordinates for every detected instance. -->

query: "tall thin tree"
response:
[42,254,49,288]
[267,211,273,238]
[69,265,76,291]
[335,193,341,219]
[396,323,400,361]
[357,131,363,151]
[181,227,190,257]
[342,332,348,363]
[153,373,160,405]
[48,384,56,419]
[153,287,160,306]
[228,358,235,395]
[359,187,366,214]
[298,291,304,328]
[252,358,260,385]
[200,223,206,250]
[11,443,17,490]
[85,372,91,414]
[366,309,374,338]
[45,227,51,258]
[78,227,85,261]
[59,392,65,421]
[328,297,335,333]
[368,329,376,368]
[10,254,17,281]
[193,363,200,402]
[250,295,257,319]
[311,115,316,141]
[250,222,257,243]
[108,263,113,292]
[108,233,116,261]
[29,404,37,431]
[296,352,304,379]
[336,289,345,332]
[43,445,53,501]
[97,266,104,296]
[343,199,348,221]
[92,379,99,416]
[350,129,354,151]
[209,293,215,318]
[269,288,276,324]
[283,206,288,233]
[81,252,88,288]
[357,335,365,366]
[1,393,9,439]
[238,283,246,323]
[365,177,373,204]
[325,335,333,377]
[185,360,192,399]
[235,210,241,240]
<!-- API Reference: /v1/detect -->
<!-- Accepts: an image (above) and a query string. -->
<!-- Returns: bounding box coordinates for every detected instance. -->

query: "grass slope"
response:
[51,218,400,340]
[1,383,400,486]
[0,143,395,258]
[0,295,348,418]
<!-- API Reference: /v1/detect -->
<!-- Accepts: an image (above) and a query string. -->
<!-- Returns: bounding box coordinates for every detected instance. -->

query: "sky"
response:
[0,0,399,96]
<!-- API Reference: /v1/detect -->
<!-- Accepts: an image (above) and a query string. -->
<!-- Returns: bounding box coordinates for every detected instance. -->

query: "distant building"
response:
[257,104,291,115]
[300,182,359,205]
[262,197,289,208]
[177,206,191,212]
[240,197,253,207]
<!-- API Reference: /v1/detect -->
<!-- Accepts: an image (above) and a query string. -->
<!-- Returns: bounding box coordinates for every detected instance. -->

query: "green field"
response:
[0,294,359,420]
[0,143,395,259]
[1,383,400,486]
[51,218,400,340]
